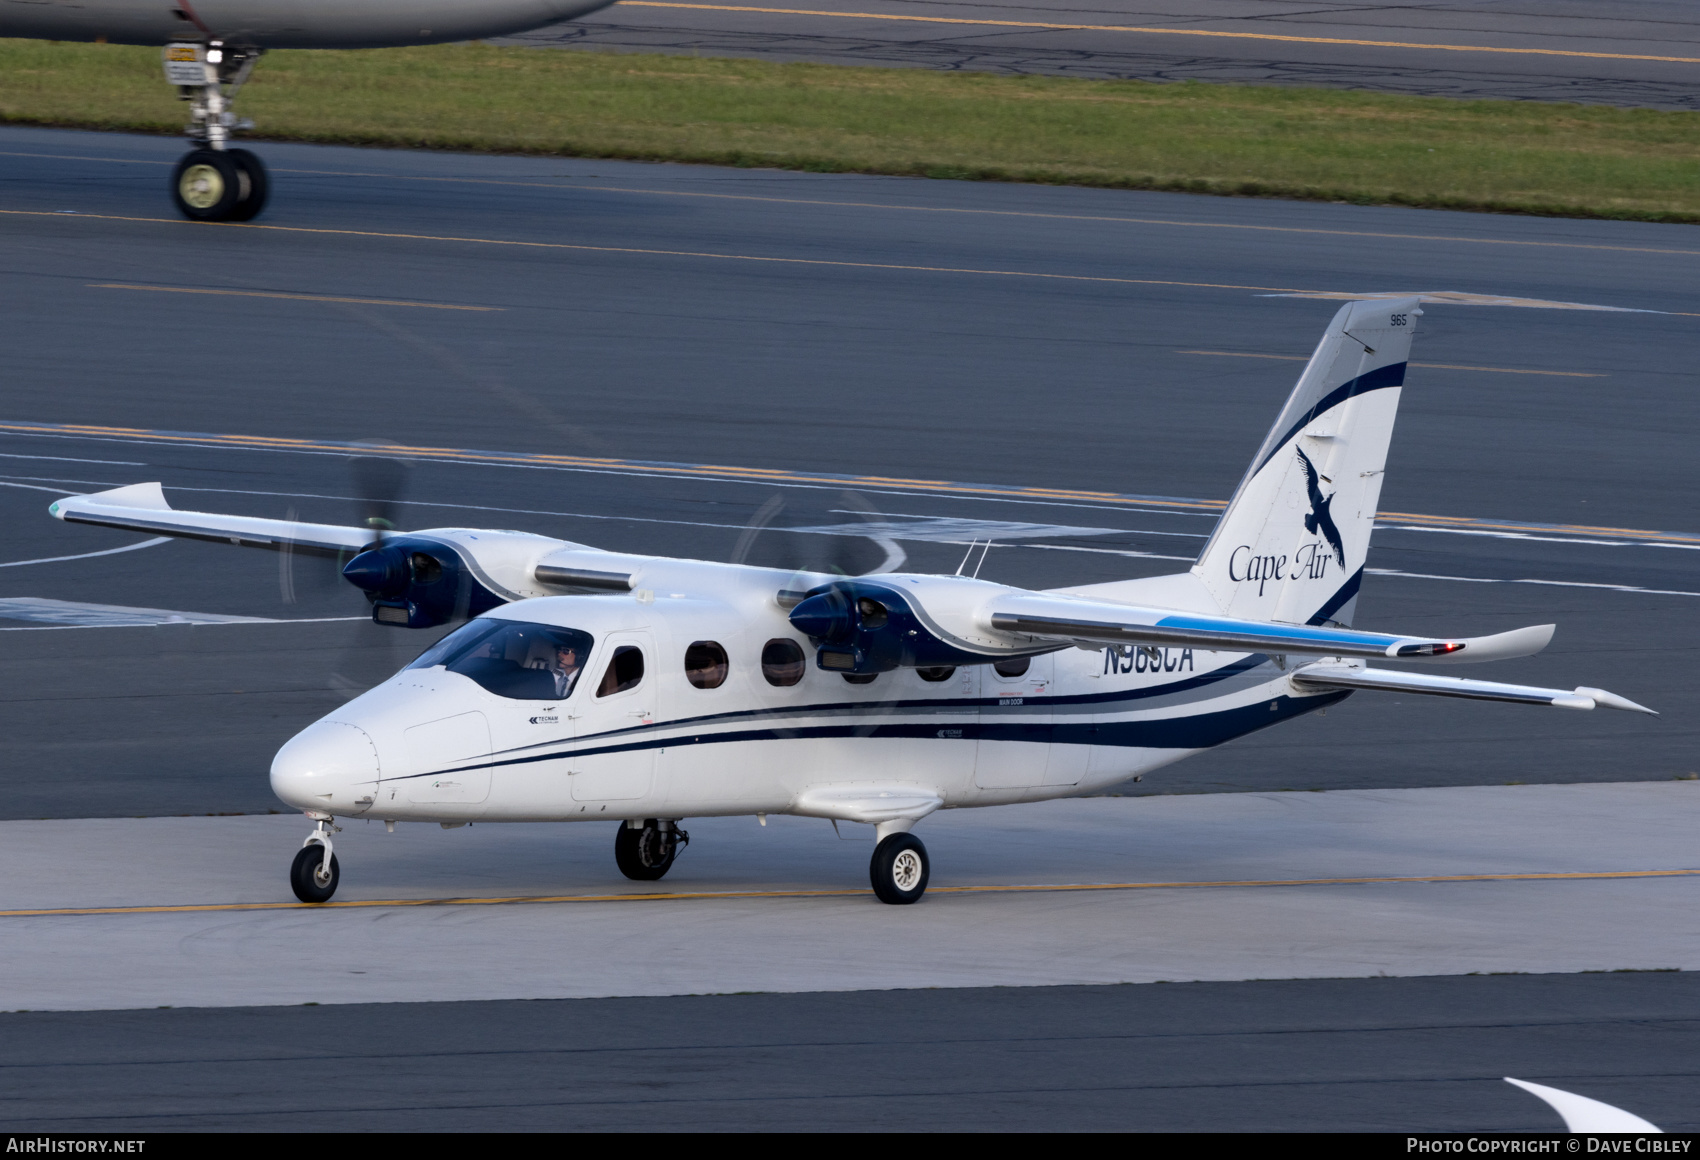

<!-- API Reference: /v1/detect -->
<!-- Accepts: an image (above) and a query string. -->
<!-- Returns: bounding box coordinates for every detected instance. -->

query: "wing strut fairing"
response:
[1291,661,1656,714]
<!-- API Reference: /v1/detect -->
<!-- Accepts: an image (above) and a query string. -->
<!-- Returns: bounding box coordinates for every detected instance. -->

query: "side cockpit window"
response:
[409,619,594,701]
[597,644,645,697]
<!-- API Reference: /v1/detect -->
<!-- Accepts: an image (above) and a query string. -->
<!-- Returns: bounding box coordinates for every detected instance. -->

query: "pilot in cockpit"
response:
[549,643,584,698]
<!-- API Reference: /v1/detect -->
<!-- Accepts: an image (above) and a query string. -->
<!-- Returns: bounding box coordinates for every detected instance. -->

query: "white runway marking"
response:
[1383,524,1700,551]
[1365,568,1700,598]
[0,537,171,569]
[0,598,363,629]
[0,453,143,466]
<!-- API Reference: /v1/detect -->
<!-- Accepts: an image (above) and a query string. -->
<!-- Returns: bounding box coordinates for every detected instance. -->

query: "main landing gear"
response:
[290,813,341,903]
[870,831,929,905]
[163,40,268,222]
[615,818,688,881]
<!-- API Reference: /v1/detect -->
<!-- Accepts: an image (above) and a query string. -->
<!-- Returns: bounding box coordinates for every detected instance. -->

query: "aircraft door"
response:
[974,652,1055,790]
[570,631,657,803]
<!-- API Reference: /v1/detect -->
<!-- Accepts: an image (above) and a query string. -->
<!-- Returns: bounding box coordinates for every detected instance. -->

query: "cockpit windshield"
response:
[407,619,595,701]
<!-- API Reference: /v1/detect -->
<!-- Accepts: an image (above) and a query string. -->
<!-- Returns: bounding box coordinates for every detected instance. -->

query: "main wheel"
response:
[870,832,929,905]
[614,820,678,881]
[171,149,244,221]
[225,148,269,221]
[290,843,340,903]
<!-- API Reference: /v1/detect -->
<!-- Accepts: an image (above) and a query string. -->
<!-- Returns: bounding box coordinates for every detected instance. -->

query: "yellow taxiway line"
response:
[89,283,502,311]
[4,867,1696,918]
[623,2,1700,66]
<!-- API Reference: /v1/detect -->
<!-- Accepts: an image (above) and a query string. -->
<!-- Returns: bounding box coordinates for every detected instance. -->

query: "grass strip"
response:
[2,39,1699,222]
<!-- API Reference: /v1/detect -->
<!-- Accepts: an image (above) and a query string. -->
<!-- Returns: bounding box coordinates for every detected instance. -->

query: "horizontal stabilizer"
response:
[50,484,376,556]
[1291,662,1656,714]
[985,593,1553,663]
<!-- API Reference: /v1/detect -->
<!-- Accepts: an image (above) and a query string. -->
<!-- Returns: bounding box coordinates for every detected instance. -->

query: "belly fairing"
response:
[0,0,617,49]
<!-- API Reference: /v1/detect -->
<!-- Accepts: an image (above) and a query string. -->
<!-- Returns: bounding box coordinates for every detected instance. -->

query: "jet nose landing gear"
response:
[163,40,268,222]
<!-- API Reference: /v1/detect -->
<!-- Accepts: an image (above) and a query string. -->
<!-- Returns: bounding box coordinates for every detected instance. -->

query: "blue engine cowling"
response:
[788,579,1021,674]
[341,536,507,628]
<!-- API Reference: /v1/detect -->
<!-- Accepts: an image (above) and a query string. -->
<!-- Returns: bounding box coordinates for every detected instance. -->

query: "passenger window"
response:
[993,656,1031,679]
[843,673,878,685]
[916,666,956,682]
[596,645,645,697]
[684,641,729,690]
[761,638,806,687]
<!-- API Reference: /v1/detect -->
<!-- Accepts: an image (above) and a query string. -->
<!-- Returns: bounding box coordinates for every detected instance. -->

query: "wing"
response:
[51,482,375,557]
[1292,661,1656,714]
[985,591,1554,663]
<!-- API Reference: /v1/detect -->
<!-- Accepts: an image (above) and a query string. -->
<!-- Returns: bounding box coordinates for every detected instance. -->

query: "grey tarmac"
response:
[2,972,1696,1131]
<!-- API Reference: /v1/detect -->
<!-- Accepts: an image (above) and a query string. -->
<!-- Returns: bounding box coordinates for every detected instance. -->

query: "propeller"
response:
[324,443,425,699]
[349,443,410,543]
[726,490,913,736]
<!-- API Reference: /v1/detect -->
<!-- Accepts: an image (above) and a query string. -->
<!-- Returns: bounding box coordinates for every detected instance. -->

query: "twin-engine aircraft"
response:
[49,298,1654,904]
[0,0,617,219]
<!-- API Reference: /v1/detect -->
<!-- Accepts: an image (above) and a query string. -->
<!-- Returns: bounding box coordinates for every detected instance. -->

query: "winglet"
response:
[51,482,172,518]
[1431,623,1554,664]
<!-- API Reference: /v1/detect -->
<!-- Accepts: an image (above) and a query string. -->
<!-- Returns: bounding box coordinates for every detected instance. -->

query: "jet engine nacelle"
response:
[342,535,509,628]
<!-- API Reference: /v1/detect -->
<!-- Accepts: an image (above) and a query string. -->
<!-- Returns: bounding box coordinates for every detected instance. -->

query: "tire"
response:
[290,843,340,903]
[870,832,929,905]
[225,148,269,221]
[614,820,677,881]
[171,149,244,221]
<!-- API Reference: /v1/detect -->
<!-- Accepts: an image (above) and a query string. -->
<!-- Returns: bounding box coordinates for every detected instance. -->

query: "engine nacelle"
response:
[341,535,508,628]
[789,579,1041,674]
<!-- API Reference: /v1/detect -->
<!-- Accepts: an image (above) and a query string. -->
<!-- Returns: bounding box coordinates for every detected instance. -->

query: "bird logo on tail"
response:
[1296,447,1346,568]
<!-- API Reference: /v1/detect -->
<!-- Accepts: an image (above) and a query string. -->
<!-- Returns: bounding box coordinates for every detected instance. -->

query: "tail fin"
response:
[1192,297,1421,626]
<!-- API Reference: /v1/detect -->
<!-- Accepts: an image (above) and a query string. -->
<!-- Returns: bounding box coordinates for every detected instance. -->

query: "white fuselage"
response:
[270,561,1330,826]
[0,0,616,49]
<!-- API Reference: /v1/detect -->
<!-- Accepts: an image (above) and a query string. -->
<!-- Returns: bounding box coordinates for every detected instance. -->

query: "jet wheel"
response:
[870,832,928,905]
[615,820,679,881]
[171,148,264,222]
[225,148,269,221]
[290,843,340,903]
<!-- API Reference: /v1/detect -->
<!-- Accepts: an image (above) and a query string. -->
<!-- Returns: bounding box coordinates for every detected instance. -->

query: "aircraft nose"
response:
[270,720,381,811]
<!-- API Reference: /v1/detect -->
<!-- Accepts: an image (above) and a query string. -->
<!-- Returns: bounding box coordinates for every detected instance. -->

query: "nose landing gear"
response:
[163,40,268,222]
[615,818,688,881]
[290,813,341,903]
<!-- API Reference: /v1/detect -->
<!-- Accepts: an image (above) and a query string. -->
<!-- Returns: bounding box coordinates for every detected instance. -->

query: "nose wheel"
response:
[162,40,268,221]
[615,819,687,881]
[290,815,341,903]
[171,147,268,222]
